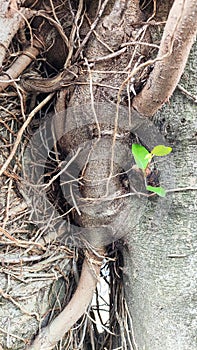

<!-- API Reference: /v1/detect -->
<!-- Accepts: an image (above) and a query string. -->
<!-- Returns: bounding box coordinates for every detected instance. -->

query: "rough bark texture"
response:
[123,39,197,350]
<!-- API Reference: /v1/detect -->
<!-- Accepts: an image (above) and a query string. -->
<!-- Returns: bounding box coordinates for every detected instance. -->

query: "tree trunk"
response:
[0,0,196,349]
[123,40,197,350]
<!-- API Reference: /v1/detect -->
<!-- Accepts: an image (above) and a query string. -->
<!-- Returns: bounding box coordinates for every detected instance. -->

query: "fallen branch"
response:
[132,0,197,117]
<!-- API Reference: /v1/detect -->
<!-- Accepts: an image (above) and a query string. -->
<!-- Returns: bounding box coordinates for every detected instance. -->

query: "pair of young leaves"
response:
[132,144,172,197]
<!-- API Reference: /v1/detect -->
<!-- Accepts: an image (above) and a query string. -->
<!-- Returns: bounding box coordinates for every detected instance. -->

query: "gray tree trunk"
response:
[0,1,196,349]
[123,41,197,350]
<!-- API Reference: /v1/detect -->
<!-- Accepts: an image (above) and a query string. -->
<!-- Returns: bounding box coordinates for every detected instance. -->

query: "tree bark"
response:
[0,1,196,349]
[123,39,197,350]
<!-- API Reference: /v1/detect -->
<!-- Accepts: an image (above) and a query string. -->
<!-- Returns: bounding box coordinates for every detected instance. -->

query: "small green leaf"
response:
[151,145,172,156]
[146,185,166,197]
[132,144,150,170]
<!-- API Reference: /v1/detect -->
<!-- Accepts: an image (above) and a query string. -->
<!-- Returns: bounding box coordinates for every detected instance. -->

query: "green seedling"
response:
[146,185,166,197]
[131,144,172,197]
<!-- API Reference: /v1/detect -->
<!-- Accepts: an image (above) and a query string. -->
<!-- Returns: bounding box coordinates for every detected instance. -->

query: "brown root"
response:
[0,45,40,92]
[132,0,197,117]
[26,255,102,350]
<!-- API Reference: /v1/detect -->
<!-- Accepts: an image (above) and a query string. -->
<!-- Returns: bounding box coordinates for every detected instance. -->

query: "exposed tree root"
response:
[0,0,196,349]
[132,0,197,116]
[26,255,102,350]
[0,0,33,66]
[0,45,40,92]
